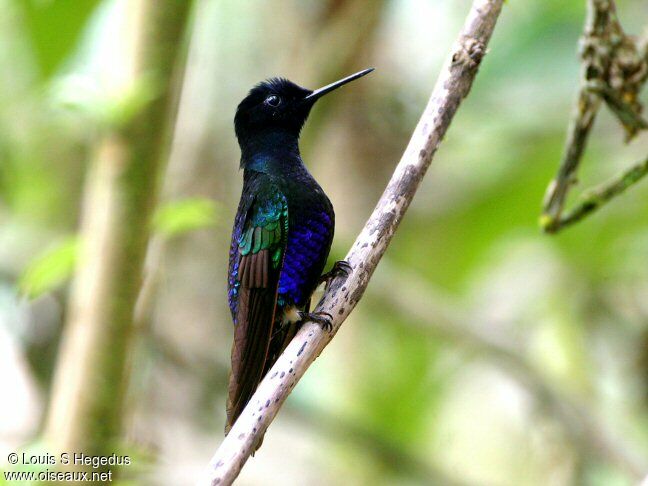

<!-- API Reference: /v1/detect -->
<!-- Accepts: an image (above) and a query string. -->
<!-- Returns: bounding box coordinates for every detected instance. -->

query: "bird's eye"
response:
[265,95,281,107]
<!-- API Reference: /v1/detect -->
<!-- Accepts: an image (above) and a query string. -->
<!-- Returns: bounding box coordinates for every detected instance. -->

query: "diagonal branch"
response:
[200,0,505,483]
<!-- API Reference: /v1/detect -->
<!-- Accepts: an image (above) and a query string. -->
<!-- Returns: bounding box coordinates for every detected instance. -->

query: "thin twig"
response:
[540,91,600,232]
[541,0,612,232]
[586,81,648,132]
[199,0,505,484]
[542,0,648,233]
[550,154,648,231]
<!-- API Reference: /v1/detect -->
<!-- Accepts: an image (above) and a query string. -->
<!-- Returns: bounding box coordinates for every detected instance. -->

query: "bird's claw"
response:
[333,260,352,276]
[299,311,333,332]
[318,260,352,287]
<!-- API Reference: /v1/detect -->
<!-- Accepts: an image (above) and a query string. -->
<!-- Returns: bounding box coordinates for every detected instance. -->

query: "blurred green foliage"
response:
[20,0,101,79]
[19,237,78,298]
[152,198,221,239]
[0,0,647,485]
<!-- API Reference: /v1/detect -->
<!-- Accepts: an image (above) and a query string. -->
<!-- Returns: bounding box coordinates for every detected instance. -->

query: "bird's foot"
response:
[299,311,333,332]
[318,260,352,287]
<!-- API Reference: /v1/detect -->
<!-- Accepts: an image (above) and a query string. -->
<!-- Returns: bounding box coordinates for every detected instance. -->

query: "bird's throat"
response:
[240,131,305,175]
[240,129,300,165]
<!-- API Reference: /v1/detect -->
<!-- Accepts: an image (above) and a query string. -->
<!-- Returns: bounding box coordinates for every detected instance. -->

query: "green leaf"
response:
[20,0,101,79]
[153,198,220,238]
[51,72,163,129]
[19,237,79,298]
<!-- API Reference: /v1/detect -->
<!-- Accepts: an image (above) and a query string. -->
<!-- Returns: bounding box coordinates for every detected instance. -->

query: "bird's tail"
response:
[225,300,299,452]
[226,286,277,436]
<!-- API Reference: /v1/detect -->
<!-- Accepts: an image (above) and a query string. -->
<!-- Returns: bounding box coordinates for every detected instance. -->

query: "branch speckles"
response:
[452,37,486,69]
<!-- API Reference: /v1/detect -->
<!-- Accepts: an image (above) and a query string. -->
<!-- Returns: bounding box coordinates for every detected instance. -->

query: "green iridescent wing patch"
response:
[238,190,287,270]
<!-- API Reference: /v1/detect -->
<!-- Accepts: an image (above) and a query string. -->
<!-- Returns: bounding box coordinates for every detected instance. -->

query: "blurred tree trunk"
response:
[45,0,192,461]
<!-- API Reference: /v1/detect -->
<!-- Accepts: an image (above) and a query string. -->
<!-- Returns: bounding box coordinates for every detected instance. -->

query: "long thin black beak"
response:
[303,68,374,102]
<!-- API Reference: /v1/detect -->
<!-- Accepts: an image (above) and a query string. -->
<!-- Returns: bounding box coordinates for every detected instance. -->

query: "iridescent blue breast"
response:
[278,210,333,307]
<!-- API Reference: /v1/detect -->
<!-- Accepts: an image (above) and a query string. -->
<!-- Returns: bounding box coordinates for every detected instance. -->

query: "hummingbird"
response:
[226,68,374,436]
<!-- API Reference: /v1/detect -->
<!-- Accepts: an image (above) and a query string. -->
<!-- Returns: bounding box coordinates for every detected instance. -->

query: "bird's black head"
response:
[234,78,312,143]
[234,68,374,156]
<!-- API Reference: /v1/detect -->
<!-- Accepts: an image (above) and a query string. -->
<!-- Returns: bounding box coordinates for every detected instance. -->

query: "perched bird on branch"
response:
[226,69,374,443]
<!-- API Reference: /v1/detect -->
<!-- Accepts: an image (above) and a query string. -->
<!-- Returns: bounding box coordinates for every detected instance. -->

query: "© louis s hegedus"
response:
[226,68,374,442]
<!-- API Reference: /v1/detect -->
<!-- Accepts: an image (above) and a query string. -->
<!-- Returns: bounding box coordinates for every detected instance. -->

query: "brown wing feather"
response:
[226,248,280,434]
